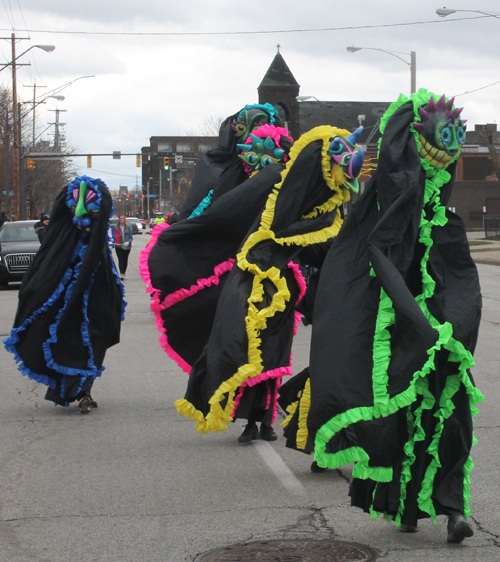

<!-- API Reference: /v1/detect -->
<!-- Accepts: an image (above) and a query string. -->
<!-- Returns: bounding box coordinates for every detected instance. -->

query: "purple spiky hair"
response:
[418,107,430,122]
[446,107,464,121]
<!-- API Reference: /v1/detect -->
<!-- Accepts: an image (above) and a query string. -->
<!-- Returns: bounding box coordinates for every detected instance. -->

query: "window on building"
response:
[463,156,494,181]
[158,141,172,151]
[198,142,217,152]
[176,142,193,152]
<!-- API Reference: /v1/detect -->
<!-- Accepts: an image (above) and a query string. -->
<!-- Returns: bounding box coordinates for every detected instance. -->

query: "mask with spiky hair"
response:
[412,94,466,169]
[237,131,287,176]
[66,179,102,230]
[328,126,365,193]
[231,108,275,142]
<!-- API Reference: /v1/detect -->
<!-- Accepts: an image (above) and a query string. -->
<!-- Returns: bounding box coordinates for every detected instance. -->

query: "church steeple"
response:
[258,49,300,139]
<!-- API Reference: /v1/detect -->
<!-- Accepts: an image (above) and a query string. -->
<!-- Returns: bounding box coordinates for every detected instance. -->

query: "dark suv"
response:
[0,220,40,286]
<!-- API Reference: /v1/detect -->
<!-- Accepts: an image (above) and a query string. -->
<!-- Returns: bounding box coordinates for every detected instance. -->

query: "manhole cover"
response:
[195,539,378,561]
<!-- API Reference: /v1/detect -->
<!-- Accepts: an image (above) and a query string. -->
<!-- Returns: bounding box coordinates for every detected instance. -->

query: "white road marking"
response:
[254,440,308,497]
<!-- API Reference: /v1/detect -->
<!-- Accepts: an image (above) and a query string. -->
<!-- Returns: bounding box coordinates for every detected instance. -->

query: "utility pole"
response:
[159,168,162,214]
[11,33,19,220]
[24,81,46,147]
[169,165,173,201]
[48,108,67,151]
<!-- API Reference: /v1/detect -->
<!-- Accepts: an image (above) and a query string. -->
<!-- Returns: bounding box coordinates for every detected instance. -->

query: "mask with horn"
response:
[328,126,365,193]
[66,178,102,230]
[413,94,466,169]
[237,125,290,176]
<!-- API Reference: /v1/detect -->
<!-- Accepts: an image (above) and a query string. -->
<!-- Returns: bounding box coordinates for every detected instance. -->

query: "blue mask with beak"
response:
[328,126,364,193]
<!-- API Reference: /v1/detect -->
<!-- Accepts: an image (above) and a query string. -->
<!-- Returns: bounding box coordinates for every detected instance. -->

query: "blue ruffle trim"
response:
[42,243,101,377]
[3,236,87,387]
[188,190,214,219]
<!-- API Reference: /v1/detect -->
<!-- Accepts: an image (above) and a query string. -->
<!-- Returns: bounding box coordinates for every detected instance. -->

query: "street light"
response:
[0,43,55,72]
[21,94,65,146]
[2,34,56,220]
[436,8,500,19]
[295,95,352,129]
[346,46,417,94]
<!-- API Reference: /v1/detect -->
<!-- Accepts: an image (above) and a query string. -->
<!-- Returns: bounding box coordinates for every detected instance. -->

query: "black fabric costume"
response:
[4,177,124,406]
[144,163,288,371]
[176,126,358,433]
[279,91,483,528]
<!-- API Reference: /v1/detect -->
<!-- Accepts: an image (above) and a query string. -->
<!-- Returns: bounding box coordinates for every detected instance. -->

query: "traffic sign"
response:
[175,155,183,164]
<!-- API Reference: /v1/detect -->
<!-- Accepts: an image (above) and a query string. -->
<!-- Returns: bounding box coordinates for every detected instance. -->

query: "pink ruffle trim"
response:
[138,221,170,296]
[159,258,235,311]
[142,251,235,374]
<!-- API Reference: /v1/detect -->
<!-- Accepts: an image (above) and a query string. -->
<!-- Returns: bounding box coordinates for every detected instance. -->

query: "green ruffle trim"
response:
[314,89,484,524]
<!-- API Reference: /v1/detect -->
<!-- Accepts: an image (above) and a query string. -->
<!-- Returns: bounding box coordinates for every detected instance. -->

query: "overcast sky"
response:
[0,0,499,191]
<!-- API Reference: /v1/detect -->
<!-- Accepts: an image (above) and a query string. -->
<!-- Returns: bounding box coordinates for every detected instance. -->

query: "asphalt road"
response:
[1,233,499,562]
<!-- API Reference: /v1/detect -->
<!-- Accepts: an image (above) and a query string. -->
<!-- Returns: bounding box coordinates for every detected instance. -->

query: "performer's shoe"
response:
[310,461,328,473]
[447,512,474,543]
[260,424,277,441]
[120,274,125,280]
[238,424,259,444]
[79,396,92,414]
[89,397,98,408]
[399,524,418,533]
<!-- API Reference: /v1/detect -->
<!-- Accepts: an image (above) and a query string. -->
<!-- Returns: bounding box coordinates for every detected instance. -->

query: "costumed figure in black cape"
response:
[180,103,285,220]
[141,124,293,372]
[175,125,365,443]
[4,176,125,413]
[280,90,483,543]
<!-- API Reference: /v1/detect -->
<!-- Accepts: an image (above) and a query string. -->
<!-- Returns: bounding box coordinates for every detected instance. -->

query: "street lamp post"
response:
[346,46,417,94]
[1,34,55,219]
[436,8,500,19]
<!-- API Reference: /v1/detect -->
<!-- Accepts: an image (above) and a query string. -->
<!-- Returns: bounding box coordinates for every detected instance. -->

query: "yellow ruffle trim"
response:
[296,378,311,450]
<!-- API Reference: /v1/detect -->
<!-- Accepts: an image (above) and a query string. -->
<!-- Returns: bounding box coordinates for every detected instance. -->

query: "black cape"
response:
[143,163,286,372]
[176,126,354,433]
[4,178,125,405]
[280,92,483,527]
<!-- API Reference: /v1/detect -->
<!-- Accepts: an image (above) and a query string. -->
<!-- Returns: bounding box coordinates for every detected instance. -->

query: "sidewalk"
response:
[467,232,500,266]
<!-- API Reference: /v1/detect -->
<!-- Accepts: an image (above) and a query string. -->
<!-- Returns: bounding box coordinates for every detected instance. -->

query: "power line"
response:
[455,79,500,97]
[0,15,491,37]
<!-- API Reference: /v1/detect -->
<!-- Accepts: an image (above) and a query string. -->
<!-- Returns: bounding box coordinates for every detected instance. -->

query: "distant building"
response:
[449,124,500,228]
[141,136,218,215]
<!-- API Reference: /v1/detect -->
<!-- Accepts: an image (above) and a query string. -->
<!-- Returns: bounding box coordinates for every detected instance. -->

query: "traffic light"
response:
[136,154,141,167]
[141,194,145,199]
[118,198,122,202]
[126,194,130,200]
[26,158,35,170]
[163,156,170,170]
[87,155,92,168]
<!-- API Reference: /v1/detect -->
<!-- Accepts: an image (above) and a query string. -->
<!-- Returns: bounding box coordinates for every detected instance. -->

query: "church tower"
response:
[258,47,300,140]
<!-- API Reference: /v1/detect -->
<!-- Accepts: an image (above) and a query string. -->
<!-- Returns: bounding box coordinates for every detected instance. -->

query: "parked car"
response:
[0,220,40,286]
[126,217,143,235]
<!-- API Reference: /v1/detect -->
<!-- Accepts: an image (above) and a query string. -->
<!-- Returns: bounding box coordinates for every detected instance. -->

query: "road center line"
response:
[254,440,308,497]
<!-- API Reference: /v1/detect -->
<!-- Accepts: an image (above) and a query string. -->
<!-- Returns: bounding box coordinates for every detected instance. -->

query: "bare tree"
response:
[185,114,224,137]
[0,86,14,216]
[0,84,77,218]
